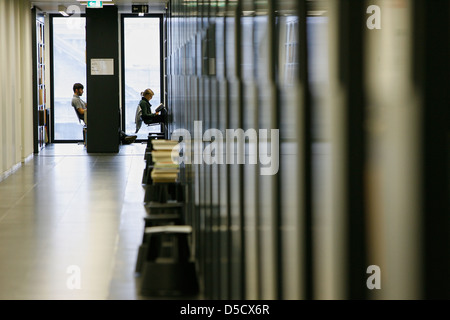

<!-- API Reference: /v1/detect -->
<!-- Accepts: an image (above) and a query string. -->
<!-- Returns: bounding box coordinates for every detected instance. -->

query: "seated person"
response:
[139,88,166,124]
[72,83,87,124]
[72,82,137,144]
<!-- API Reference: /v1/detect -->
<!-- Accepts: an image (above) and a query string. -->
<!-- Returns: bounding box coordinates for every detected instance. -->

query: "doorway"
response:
[50,16,87,142]
[121,15,163,140]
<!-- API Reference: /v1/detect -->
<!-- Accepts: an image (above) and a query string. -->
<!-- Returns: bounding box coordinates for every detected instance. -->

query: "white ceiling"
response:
[30,0,168,13]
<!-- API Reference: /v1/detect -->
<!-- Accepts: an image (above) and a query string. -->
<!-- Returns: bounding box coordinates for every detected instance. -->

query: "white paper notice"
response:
[91,59,114,75]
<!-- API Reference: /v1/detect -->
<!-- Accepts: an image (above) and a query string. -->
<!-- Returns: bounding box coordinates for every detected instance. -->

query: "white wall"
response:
[0,0,34,177]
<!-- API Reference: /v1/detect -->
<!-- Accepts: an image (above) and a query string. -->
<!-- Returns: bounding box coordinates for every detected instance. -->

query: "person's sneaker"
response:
[123,135,137,144]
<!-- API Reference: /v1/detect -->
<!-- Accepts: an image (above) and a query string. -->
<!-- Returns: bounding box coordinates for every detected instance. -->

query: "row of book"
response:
[150,139,180,183]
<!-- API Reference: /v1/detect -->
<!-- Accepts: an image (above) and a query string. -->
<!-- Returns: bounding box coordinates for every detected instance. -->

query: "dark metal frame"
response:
[49,13,87,144]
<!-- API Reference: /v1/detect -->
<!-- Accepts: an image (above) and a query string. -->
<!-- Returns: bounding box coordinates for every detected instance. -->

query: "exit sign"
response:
[87,1,103,8]
[132,5,149,14]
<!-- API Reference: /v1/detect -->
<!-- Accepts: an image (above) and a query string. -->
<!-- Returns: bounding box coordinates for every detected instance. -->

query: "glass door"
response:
[51,16,87,142]
[122,15,163,140]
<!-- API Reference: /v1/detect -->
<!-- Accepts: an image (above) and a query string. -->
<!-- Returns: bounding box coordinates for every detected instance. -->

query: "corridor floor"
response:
[0,143,151,300]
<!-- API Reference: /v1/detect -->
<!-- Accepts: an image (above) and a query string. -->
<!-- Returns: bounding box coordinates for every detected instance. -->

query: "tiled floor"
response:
[0,143,161,300]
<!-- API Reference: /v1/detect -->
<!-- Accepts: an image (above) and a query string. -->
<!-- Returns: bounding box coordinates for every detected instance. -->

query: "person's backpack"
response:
[135,104,143,133]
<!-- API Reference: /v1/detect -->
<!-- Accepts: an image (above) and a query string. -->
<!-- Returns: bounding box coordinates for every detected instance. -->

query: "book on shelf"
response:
[151,150,178,163]
[39,46,44,64]
[154,168,179,174]
[151,139,179,150]
[39,89,44,105]
[151,170,179,183]
[153,162,180,169]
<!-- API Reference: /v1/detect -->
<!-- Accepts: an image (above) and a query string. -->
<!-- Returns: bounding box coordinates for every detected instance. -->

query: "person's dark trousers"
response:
[119,129,136,144]
[142,108,167,125]
[142,114,165,125]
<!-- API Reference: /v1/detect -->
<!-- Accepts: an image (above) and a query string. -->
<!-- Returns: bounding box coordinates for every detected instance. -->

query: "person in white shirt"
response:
[71,83,137,144]
[71,82,87,123]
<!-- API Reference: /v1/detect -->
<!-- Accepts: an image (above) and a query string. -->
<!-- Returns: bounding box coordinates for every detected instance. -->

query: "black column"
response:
[86,6,120,153]
[338,0,367,299]
[414,0,450,299]
[297,0,313,301]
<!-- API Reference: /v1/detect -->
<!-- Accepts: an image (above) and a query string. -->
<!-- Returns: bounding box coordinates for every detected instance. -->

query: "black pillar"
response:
[338,0,367,299]
[86,6,120,153]
[414,0,450,299]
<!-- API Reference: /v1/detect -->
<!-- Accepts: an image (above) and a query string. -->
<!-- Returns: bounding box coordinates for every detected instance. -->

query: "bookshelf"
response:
[36,16,48,151]
[284,18,299,86]
[163,14,170,136]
